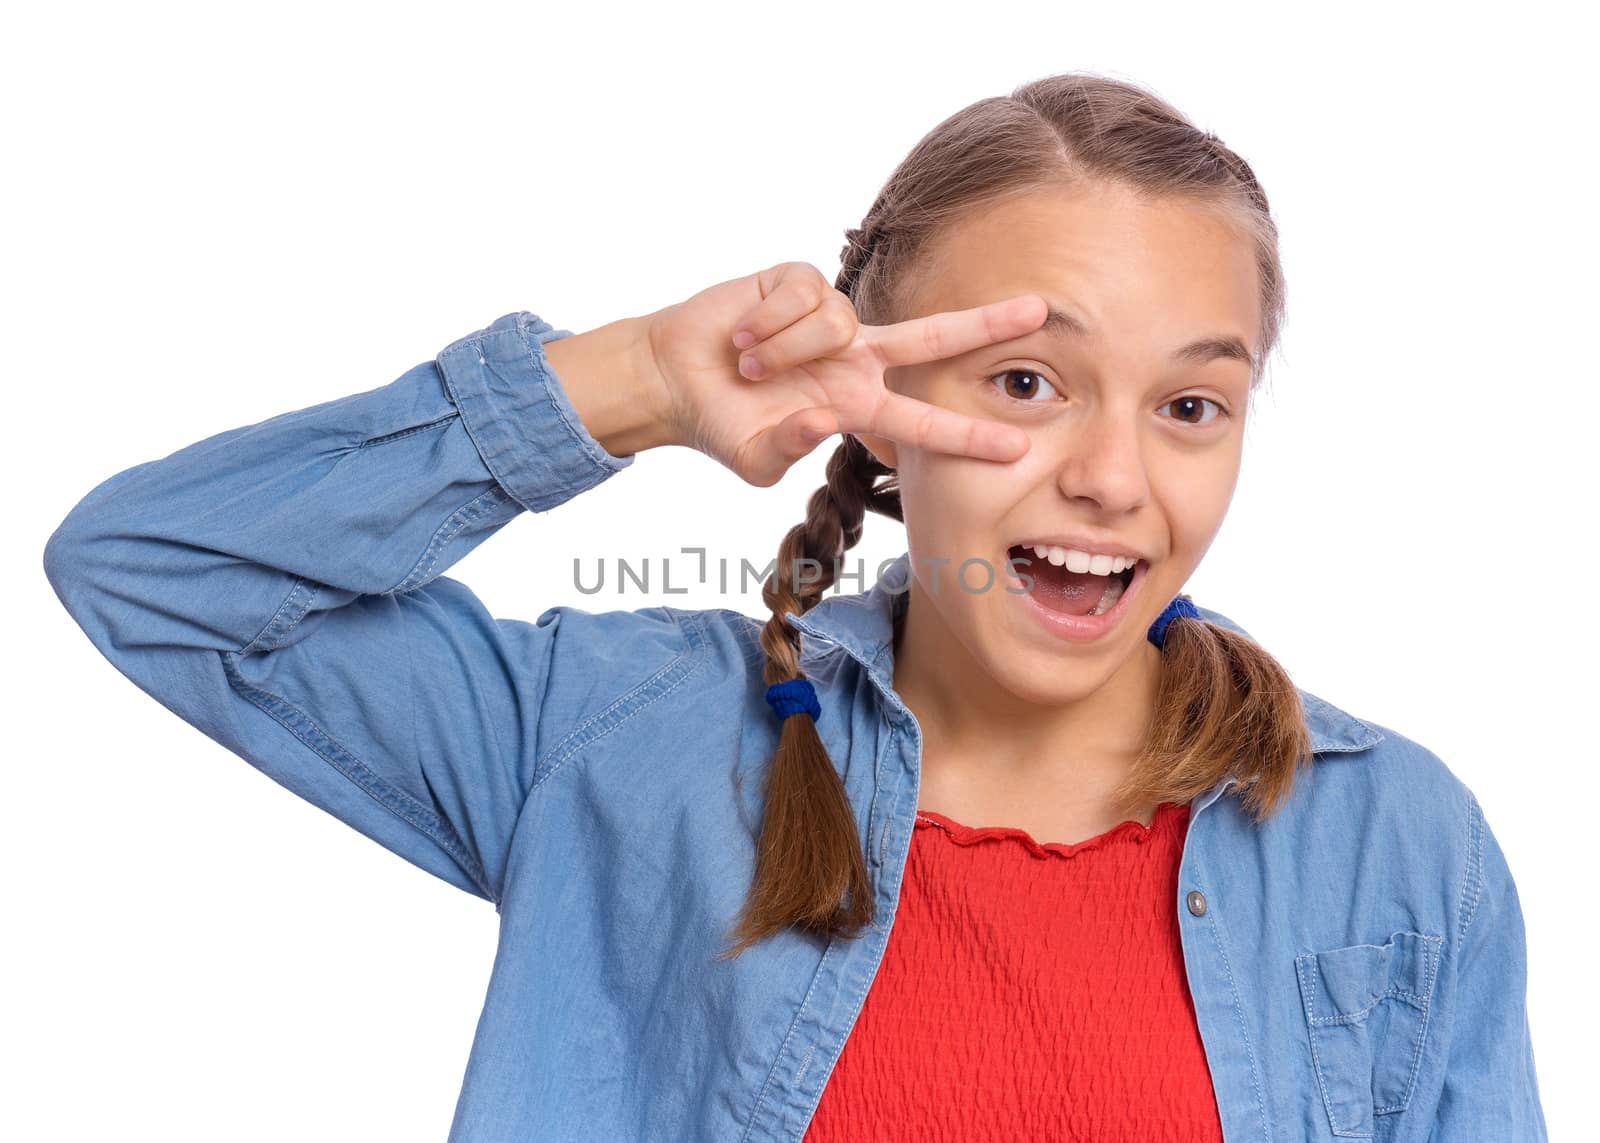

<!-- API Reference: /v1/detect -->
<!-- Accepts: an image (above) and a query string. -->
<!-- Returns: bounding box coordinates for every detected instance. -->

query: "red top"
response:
[803,800,1224,1142]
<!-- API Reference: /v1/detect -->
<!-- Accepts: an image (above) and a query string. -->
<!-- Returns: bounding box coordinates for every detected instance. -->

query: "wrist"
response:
[542,312,682,457]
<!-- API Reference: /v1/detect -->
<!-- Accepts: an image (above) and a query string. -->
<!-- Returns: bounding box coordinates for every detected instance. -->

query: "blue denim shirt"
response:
[43,311,1547,1141]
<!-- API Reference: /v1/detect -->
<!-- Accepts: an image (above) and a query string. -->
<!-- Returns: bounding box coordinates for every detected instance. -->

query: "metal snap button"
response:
[1186,889,1208,916]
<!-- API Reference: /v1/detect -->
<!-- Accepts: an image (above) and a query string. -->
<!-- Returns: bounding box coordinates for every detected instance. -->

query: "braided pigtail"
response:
[835,196,897,320]
[718,437,900,959]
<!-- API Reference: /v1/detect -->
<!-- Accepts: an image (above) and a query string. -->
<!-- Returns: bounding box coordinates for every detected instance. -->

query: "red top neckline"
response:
[913,800,1189,861]
[805,793,1221,1140]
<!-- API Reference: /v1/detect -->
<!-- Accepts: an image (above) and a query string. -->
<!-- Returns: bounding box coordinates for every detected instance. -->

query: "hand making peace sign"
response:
[645,261,1046,486]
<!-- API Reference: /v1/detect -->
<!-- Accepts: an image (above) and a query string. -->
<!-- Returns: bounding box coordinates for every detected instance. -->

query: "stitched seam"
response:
[1204,890,1272,1141]
[1306,981,1436,1025]
[792,1044,816,1088]
[240,484,511,657]
[402,582,425,897]
[863,638,900,707]
[438,336,520,499]
[389,485,511,595]
[741,939,838,1143]
[219,649,494,901]
[358,414,459,450]
[1383,933,1444,1116]
[513,317,619,472]
[277,582,319,645]
[240,577,317,655]
[867,716,891,871]
[857,634,904,873]
[1297,954,1371,1138]
[878,798,891,868]
[1297,934,1443,1127]
[244,445,505,655]
[1297,955,1373,1138]
[1458,793,1485,943]
[545,631,685,760]
[1300,691,1386,754]
[527,608,710,793]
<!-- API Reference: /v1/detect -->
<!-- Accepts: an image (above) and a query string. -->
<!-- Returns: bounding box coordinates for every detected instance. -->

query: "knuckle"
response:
[823,296,858,340]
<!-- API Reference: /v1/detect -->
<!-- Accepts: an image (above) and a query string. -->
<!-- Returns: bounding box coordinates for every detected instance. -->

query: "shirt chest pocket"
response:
[1294,930,1444,1139]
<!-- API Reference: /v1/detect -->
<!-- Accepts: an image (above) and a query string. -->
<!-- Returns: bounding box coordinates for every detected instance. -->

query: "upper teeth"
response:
[1024,544,1139,575]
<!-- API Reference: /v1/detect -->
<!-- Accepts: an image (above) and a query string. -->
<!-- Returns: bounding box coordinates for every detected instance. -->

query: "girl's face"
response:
[859,182,1260,708]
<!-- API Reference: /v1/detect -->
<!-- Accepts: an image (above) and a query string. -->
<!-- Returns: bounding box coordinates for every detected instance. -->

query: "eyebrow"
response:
[1037,305,1255,368]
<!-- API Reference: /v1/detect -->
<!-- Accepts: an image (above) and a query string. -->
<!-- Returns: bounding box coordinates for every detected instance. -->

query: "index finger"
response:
[866,293,1048,368]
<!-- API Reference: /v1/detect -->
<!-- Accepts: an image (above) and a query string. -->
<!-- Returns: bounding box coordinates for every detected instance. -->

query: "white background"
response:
[9,1,1592,1138]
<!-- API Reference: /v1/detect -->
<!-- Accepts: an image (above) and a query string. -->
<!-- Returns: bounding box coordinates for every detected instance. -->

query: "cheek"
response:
[1154,456,1238,552]
[897,452,1014,555]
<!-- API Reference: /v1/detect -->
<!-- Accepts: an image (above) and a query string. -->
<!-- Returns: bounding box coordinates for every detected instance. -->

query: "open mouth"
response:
[1007,544,1140,617]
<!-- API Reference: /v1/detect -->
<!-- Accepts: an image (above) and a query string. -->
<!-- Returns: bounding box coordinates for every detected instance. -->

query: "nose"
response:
[1050,410,1150,515]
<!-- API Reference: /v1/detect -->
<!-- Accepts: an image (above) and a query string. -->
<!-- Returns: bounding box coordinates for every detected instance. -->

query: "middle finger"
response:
[739,295,856,379]
[858,389,1031,463]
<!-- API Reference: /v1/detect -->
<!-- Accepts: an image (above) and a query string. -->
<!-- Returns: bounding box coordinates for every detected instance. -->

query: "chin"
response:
[985,643,1117,705]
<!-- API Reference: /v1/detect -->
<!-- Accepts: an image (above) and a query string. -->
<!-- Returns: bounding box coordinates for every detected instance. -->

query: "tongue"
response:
[1022,555,1106,616]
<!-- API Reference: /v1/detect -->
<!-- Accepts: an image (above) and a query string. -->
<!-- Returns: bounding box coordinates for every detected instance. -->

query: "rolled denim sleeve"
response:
[42,311,684,906]
[1429,794,1549,1140]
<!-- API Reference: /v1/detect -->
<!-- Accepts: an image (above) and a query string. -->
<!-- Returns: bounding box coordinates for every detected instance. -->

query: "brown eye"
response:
[989,369,1060,403]
[1160,395,1224,426]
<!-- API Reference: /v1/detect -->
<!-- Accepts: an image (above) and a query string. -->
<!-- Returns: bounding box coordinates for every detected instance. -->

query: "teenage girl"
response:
[44,72,1545,1141]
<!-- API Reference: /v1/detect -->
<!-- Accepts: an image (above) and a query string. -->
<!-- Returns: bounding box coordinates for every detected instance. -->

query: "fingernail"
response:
[733,329,756,349]
[739,355,762,378]
[802,427,829,443]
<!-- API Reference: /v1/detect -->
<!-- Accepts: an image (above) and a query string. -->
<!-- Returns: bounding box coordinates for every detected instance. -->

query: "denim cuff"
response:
[435,311,635,513]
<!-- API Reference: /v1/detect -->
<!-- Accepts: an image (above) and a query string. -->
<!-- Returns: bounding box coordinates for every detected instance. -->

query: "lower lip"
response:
[1004,557,1150,644]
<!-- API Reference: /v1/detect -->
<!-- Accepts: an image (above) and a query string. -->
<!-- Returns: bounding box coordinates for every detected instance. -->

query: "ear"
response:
[850,430,898,470]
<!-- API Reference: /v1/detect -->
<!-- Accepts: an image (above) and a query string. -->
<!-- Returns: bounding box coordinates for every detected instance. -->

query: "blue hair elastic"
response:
[1148,594,1200,649]
[766,677,821,724]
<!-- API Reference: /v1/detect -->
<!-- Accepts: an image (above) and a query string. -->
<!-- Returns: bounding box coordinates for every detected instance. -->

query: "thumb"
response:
[740,408,839,487]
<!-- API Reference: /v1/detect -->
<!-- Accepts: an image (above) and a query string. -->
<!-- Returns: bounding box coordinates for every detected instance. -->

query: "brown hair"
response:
[718,71,1313,960]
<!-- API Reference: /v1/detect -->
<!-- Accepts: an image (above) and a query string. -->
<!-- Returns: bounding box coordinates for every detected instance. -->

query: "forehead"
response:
[905,183,1261,352]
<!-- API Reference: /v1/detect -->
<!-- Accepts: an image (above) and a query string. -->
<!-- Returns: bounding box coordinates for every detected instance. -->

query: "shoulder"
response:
[523,601,772,714]
[529,599,704,665]
[523,600,880,727]
[1195,600,1478,829]
[516,602,714,733]
[1287,678,1479,854]
[1266,690,1485,915]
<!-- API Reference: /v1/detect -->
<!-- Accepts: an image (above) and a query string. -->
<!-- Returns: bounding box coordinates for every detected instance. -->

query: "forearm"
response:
[43,311,634,657]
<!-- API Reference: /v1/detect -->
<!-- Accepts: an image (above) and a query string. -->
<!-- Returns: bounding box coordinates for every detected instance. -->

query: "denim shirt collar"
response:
[784,550,1384,776]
